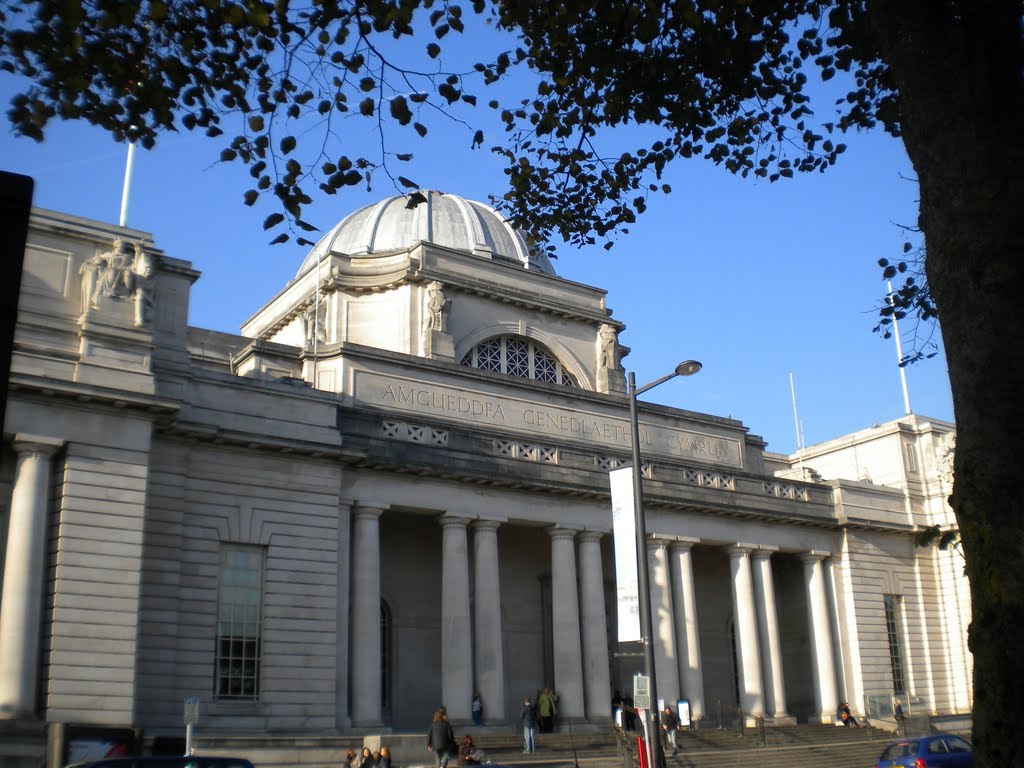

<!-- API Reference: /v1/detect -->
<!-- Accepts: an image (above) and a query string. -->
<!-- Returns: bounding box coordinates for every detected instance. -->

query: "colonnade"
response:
[344,505,843,727]
[645,539,841,723]
[345,510,613,726]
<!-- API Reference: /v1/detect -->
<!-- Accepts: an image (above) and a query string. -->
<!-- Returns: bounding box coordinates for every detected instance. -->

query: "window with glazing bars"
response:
[215,545,265,700]
[883,594,906,693]
[460,335,576,386]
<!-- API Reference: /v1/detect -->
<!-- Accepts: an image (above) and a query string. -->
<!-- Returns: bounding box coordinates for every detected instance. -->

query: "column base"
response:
[765,714,797,726]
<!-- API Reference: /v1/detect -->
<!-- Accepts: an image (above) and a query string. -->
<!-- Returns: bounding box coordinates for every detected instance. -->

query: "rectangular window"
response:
[215,545,264,701]
[884,594,906,693]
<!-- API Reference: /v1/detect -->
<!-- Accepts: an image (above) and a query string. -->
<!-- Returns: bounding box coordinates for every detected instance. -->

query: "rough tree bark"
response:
[871,2,1024,766]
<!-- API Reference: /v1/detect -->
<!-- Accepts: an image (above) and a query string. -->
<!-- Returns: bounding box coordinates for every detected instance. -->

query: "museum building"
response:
[0,193,970,764]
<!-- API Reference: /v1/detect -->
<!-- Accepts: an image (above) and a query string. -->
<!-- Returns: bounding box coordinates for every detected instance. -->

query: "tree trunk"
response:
[869,2,1024,766]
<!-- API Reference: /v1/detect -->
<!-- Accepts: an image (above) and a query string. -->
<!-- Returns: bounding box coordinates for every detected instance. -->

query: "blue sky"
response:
[0,36,954,455]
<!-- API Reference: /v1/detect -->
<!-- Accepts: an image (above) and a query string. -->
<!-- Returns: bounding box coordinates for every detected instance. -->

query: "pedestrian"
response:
[537,687,558,733]
[378,747,393,768]
[428,707,457,768]
[895,702,906,736]
[840,702,860,728]
[472,691,484,726]
[357,747,376,768]
[457,734,485,767]
[344,749,357,768]
[661,705,680,756]
[521,697,538,753]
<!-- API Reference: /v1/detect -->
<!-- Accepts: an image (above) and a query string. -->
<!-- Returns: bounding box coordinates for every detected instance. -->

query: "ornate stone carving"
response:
[80,238,156,326]
[132,245,155,327]
[936,431,956,492]
[302,300,327,347]
[598,323,620,370]
[424,281,451,333]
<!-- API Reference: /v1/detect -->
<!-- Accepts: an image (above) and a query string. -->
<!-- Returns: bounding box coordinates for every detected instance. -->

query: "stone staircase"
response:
[193,723,889,768]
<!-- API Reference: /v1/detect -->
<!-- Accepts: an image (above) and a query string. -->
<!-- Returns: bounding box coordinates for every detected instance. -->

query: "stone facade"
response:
[1,198,969,766]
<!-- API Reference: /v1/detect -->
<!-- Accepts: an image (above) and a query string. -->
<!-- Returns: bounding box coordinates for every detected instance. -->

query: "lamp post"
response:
[628,360,702,768]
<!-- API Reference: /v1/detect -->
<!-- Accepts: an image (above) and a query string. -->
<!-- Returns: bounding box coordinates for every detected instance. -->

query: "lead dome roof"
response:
[295,190,556,277]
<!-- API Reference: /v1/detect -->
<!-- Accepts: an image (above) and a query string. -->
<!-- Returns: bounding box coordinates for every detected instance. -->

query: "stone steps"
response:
[194,724,889,768]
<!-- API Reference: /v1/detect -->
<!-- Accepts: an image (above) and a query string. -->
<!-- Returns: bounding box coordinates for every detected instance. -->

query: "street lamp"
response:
[628,360,702,768]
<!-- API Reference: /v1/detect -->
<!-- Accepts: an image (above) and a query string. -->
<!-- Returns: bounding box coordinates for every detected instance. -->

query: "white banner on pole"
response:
[610,466,641,642]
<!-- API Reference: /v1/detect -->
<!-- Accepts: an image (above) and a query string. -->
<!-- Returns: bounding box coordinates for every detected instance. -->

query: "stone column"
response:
[472,521,505,721]
[727,545,764,717]
[669,540,705,720]
[577,531,611,721]
[549,527,585,719]
[350,505,384,726]
[822,557,848,706]
[0,436,62,718]
[648,538,680,704]
[750,549,789,720]
[442,516,473,721]
[801,552,839,722]
[335,501,353,728]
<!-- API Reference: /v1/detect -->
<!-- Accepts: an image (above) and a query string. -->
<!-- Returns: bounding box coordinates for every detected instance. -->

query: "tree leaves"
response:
[0,0,498,244]
[0,0,905,257]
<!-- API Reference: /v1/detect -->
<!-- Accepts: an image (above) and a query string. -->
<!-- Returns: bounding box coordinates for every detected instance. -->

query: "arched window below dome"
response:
[460,336,576,386]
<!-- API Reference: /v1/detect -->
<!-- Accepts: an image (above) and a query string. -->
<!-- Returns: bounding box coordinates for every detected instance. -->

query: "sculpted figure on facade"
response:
[425,281,451,333]
[936,431,956,492]
[79,252,105,314]
[302,300,327,347]
[80,238,156,325]
[98,238,137,301]
[132,244,156,327]
[598,324,620,371]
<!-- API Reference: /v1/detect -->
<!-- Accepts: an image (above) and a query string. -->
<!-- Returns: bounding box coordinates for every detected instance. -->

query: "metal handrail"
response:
[733,706,767,747]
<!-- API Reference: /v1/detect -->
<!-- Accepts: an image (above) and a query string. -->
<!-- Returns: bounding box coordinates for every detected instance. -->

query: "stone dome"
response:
[296,190,556,277]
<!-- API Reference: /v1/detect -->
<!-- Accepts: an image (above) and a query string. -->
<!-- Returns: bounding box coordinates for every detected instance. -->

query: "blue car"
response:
[875,733,972,768]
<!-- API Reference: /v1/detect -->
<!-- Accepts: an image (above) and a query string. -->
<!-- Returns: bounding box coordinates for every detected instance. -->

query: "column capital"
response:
[576,530,604,544]
[750,547,778,563]
[13,434,63,458]
[470,519,502,534]
[647,536,672,553]
[669,537,700,554]
[726,543,757,559]
[799,550,831,565]
[548,525,580,541]
[439,514,472,530]
[352,505,385,520]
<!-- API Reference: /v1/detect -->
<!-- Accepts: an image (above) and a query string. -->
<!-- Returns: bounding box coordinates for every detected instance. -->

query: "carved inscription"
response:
[383,384,506,420]
[364,373,742,467]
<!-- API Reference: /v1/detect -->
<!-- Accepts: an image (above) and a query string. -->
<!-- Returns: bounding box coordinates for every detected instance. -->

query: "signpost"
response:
[183,696,199,755]
[633,673,651,710]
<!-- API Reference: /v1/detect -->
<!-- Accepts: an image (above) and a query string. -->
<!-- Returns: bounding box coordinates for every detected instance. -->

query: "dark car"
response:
[66,758,255,768]
[875,733,972,768]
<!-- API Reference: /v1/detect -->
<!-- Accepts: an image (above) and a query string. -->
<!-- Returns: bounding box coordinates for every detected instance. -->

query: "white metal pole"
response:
[312,253,322,386]
[887,281,912,415]
[789,371,805,473]
[119,141,136,227]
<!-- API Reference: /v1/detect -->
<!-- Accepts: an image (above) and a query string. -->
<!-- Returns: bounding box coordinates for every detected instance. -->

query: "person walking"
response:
[537,688,558,733]
[428,707,457,768]
[661,705,680,756]
[521,698,538,754]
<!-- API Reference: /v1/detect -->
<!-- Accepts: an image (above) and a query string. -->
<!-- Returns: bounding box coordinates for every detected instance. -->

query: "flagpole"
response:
[119,140,136,227]
[887,281,912,415]
[789,370,804,473]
